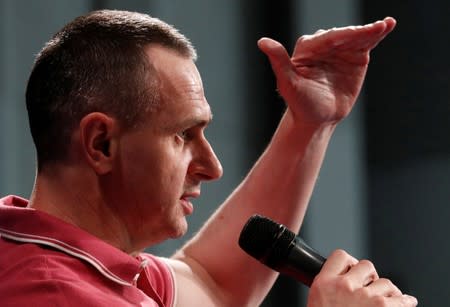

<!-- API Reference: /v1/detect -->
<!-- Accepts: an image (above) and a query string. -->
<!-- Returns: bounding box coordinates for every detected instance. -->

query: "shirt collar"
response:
[0,195,143,286]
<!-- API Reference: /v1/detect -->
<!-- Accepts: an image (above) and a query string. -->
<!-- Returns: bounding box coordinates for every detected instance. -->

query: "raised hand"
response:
[258,17,396,127]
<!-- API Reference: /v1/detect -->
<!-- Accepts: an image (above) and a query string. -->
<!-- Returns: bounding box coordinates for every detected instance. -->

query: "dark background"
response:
[1,0,449,305]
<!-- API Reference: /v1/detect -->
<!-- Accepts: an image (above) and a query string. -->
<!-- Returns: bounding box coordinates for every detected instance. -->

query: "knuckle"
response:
[359,259,378,280]
[372,295,388,307]
[296,35,308,45]
[331,248,349,258]
[336,276,353,292]
[330,249,358,267]
[379,277,392,285]
[359,259,375,271]
[378,278,397,290]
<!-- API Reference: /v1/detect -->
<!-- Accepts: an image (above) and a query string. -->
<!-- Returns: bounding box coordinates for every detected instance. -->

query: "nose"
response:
[189,138,223,181]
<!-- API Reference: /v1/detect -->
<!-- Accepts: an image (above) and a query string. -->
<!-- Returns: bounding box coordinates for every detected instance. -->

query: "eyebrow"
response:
[180,113,213,129]
[164,112,213,133]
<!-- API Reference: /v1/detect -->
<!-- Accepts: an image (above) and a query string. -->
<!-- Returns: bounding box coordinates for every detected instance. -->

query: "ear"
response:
[79,112,119,175]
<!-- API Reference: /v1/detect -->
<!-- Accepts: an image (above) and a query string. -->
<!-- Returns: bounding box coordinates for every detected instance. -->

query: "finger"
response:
[362,17,397,51]
[345,259,379,287]
[345,17,396,50]
[383,294,418,307]
[382,16,397,34]
[364,278,402,297]
[320,249,358,276]
[293,17,396,58]
[294,19,386,52]
[257,37,294,81]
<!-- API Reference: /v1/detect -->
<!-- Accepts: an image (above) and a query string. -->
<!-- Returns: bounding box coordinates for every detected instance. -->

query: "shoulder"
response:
[0,239,93,280]
[0,242,121,306]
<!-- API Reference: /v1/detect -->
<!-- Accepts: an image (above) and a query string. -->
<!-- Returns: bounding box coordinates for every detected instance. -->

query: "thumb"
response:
[257,37,293,80]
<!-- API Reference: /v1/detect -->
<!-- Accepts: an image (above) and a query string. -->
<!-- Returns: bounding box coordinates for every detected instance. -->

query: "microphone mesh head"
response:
[239,214,294,266]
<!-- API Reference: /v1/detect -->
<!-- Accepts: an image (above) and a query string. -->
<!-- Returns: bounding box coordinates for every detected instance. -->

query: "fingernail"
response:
[404,294,418,305]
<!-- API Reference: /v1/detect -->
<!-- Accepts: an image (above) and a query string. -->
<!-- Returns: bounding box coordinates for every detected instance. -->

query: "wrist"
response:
[280,109,337,143]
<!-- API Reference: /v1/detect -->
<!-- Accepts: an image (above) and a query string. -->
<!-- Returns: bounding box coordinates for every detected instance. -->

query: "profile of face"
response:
[106,45,223,249]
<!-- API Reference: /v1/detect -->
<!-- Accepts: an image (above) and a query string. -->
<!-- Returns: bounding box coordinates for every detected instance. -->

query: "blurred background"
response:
[1,0,449,306]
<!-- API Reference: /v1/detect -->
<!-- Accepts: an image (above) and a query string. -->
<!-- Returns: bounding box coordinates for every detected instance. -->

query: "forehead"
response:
[144,45,211,124]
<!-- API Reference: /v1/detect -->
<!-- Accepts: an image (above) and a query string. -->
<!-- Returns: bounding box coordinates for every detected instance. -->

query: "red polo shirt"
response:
[0,195,175,307]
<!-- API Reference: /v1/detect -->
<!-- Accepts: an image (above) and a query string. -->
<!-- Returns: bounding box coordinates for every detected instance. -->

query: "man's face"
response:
[109,46,223,249]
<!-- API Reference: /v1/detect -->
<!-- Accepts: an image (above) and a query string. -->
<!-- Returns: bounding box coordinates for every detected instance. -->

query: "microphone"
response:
[238,214,326,287]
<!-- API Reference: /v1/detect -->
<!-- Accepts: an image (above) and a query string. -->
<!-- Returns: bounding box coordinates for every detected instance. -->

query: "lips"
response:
[180,197,194,215]
[180,190,200,215]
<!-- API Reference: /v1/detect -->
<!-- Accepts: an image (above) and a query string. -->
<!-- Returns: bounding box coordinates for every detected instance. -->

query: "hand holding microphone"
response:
[238,215,418,306]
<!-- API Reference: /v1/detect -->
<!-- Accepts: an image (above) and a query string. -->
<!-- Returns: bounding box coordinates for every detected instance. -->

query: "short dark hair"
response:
[26,10,197,170]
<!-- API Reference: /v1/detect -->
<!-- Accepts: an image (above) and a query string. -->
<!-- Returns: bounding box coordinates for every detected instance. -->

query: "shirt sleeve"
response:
[140,253,176,307]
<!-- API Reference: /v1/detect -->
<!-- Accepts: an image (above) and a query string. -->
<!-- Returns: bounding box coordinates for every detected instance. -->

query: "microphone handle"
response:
[276,237,326,287]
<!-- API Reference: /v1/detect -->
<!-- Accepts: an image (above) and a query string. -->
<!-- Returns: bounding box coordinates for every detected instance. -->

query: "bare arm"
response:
[171,111,335,306]
[169,18,402,306]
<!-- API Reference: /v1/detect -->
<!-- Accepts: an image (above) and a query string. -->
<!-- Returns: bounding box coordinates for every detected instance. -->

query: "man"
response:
[0,10,416,307]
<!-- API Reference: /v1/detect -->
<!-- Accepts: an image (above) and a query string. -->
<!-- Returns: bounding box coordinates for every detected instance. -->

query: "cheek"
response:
[118,142,160,193]
[119,132,193,194]
[122,144,188,195]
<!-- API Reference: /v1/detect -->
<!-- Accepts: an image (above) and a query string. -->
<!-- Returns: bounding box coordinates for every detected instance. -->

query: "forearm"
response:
[174,109,336,305]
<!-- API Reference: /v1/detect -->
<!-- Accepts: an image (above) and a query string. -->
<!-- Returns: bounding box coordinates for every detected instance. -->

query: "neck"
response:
[28,164,135,254]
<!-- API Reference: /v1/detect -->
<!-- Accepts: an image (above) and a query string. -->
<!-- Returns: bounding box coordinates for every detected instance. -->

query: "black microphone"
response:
[238,214,326,287]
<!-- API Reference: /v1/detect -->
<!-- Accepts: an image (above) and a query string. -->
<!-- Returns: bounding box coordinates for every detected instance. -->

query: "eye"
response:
[177,129,192,141]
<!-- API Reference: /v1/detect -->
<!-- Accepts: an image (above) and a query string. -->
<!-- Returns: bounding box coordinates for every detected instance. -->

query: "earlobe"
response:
[79,112,118,175]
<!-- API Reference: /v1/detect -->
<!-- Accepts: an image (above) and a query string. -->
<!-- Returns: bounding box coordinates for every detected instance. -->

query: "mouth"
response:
[180,191,200,215]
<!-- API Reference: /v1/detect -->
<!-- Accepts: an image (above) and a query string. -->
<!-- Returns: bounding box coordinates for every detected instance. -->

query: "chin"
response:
[167,218,188,239]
